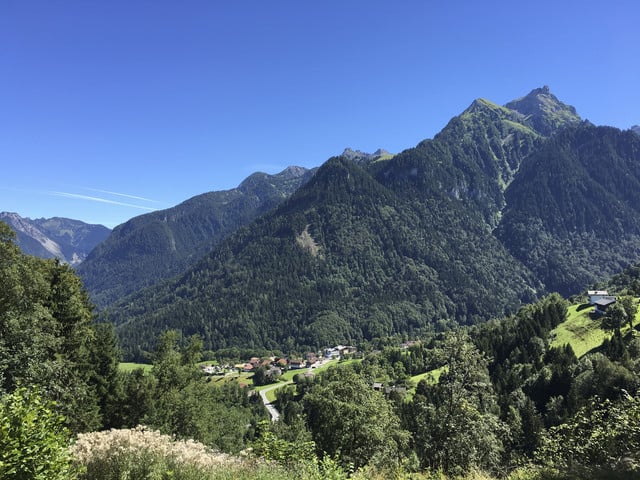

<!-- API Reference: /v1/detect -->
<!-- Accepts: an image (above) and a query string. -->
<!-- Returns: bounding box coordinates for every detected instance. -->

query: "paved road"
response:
[258,382,291,422]
[257,359,336,422]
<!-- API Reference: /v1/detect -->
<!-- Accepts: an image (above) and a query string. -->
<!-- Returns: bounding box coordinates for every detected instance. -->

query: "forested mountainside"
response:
[77,166,315,306]
[497,125,640,295]
[112,157,540,357]
[106,87,632,358]
[4,211,640,478]
[0,212,110,265]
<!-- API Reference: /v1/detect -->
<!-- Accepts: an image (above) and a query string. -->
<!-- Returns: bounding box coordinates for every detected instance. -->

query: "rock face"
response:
[0,212,110,265]
[632,125,640,136]
[505,86,581,136]
[341,148,393,164]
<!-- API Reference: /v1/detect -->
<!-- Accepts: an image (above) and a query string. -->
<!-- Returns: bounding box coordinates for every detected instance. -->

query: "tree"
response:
[412,331,505,475]
[603,303,627,336]
[304,369,409,470]
[0,387,76,480]
[619,295,638,330]
[88,322,122,429]
[0,223,103,432]
[536,394,640,477]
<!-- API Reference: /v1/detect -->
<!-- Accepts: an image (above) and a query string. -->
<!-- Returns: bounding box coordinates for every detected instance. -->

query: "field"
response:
[549,304,609,357]
[118,362,152,373]
[550,301,640,357]
[407,365,446,399]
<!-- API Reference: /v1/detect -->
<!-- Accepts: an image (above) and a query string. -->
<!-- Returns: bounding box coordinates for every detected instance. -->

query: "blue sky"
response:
[1,1,638,228]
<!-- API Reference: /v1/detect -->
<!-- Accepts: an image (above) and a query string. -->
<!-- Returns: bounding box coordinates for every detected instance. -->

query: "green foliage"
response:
[0,387,76,480]
[535,394,640,477]
[110,155,540,357]
[0,221,118,432]
[411,332,505,475]
[252,420,316,465]
[110,331,265,453]
[602,303,628,334]
[497,126,640,295]
[304,368,410,470]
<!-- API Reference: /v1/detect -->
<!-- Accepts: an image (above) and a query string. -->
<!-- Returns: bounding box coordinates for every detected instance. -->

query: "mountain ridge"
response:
[0,212,110,265]
[107,87,585,356]
[77,165,316,306]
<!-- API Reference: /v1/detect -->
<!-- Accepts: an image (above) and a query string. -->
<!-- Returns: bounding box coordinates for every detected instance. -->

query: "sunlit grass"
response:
[406,365,447,400]
[550,303,610,357]
[118,362,152,373]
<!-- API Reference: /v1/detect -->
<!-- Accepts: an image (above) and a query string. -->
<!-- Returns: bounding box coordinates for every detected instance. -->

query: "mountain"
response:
[111,157,540,357]
[505,85,581,137]
[0,212,110,265]
[632,125,640,136]
[102,87,640,358]
[77,166,316,307]
[496,124,640,295]
[105,87,571,355]
[340,148,394,164]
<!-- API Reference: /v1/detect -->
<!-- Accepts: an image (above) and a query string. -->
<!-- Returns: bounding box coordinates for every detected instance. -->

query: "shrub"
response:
[0,387,76,480]
[71,425,239,479]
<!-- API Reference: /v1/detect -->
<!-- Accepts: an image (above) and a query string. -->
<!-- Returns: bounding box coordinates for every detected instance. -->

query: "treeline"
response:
[268,293,640,477]
[2,220,640,478]
[0,222,265,460]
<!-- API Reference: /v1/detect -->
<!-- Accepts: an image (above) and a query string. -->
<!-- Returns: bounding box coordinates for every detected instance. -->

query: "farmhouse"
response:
[289,359,306,369]
[594,297,616,314]
[588,290,615,305]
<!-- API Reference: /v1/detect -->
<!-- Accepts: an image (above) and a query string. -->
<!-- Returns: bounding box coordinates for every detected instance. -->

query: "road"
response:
[257,359,336,422]
[258,381,291,422]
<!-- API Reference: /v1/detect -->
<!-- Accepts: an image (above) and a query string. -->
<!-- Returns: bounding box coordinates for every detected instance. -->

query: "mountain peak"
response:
[461,98,516,119]
[505,86,581,136]
[631,125,640,136]
[0,212,110,265]
[341,147,393,164]
[278,165,308,179]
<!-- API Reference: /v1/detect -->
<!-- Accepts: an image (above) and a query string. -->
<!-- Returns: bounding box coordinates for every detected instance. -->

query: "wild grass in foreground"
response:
[71,426,351,480]
[68,426,585,480]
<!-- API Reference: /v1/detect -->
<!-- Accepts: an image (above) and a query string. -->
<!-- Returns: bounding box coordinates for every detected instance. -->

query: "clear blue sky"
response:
[1,1,638,228]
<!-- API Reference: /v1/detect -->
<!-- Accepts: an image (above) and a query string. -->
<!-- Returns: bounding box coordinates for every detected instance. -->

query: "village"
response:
[198,344,359,384]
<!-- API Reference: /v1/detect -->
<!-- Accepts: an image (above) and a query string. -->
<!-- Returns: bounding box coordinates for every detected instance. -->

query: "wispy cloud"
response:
[82,187,166,204]
[49,191,157,211]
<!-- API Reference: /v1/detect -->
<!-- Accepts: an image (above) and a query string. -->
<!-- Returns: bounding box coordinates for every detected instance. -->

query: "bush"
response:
[71,426,239,479]
[0,387,76,480]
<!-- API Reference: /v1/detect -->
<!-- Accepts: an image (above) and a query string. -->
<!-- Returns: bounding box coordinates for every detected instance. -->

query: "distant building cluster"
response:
[199,345,358,377]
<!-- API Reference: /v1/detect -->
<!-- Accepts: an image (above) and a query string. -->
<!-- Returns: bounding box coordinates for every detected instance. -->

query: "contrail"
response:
[82,187,165,204]
[49,191,157,211]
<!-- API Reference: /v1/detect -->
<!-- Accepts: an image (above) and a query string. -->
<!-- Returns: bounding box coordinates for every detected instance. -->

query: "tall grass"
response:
[70,426,551,480]
[72,426,262,480]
